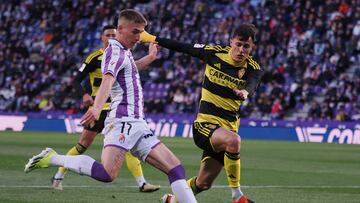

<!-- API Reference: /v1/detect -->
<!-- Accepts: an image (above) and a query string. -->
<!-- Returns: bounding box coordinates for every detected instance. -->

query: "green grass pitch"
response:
[0,131,359,203]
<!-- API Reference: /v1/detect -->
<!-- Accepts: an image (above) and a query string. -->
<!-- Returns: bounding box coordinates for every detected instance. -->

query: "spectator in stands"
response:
[308,101,321,120]
[1,0,359,121]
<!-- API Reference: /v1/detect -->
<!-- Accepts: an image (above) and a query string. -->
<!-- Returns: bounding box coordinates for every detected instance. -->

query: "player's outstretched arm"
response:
[135,43,159,71]
[80,73,115,127]
[140,31,205,59]
[74,61,96,107]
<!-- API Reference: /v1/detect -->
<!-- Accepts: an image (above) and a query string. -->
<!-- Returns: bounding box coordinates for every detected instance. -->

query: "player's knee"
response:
[226,135,241,153]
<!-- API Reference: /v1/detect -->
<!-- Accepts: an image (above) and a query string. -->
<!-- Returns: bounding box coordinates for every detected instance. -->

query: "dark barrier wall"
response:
[0,114,359,144]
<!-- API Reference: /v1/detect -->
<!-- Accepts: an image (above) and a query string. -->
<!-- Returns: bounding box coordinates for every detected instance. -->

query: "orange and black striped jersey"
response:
[157,38,263,132]
[74,48,111,110]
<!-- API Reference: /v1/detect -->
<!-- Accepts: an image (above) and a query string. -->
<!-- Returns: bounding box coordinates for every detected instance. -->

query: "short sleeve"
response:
[101,43,126,77]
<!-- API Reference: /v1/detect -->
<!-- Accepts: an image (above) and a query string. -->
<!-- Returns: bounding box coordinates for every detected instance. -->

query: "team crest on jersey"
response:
[238,68,246,79]
[119,133,126,143]
[108,123,114,130]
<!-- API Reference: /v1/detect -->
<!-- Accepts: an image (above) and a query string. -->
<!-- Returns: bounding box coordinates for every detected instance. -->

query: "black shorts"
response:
[192,122,225,165]
[84,110,108,133]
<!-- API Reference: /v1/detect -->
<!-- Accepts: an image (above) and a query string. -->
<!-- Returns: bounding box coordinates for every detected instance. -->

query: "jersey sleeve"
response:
[244,63,263,95]
[157,37,210,61]
[102,43,126,78]
[73,58,97,97]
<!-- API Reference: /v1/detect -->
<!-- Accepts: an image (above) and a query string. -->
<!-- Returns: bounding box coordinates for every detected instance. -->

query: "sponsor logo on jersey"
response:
[144,133,154,139]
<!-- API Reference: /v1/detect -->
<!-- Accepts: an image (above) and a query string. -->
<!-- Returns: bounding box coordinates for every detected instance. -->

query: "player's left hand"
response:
[80,107,100,128]
[82,93,94,108]
[148,43,159,59]
[233,89,249,100]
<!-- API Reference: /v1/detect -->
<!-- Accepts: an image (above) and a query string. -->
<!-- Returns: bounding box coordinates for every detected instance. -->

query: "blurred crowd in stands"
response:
[1,0,359,121]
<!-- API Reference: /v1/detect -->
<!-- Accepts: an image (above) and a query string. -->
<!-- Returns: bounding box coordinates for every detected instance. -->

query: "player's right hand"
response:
[82,93,94,108]
[80,107,100,128]
[233,89,249,100]
[140,31,156,43]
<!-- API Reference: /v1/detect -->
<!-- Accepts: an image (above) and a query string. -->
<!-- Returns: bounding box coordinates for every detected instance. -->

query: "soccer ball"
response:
[160,194,177,203]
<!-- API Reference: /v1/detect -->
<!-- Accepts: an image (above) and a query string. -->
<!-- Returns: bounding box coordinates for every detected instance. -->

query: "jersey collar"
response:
[108,39,127,50]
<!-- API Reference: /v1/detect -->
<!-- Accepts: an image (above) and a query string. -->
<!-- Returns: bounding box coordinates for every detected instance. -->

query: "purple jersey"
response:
[101,39,144,119]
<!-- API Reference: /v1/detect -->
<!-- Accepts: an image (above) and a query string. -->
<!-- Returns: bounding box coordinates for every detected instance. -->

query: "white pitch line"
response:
[1,185,360,189]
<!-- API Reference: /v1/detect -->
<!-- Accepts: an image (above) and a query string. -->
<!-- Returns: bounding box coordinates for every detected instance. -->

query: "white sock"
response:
[50,155,66,166]
[51,155,95,176]
[54,171,65,179]
[135,176,146,187]
[231,187,243,200]
[171,179,197,203]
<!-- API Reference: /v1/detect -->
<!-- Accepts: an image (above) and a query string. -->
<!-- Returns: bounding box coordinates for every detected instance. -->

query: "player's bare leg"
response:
[145,143,197,203]
[211,127,254,203]
[189,158,223,194]
[211,127,241,152]
[100,146,127,180]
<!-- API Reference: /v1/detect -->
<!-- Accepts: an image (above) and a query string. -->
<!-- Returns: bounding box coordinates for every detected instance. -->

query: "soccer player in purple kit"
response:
[51,24,160,193]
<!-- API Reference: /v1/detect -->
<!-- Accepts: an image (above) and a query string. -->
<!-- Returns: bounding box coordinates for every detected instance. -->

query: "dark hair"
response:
[232,23,257,42]
[118,9,147,25]
[102,25,116,33]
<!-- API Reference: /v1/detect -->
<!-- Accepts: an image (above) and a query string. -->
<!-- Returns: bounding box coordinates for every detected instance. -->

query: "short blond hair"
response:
[118,9,147,25]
